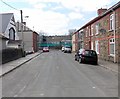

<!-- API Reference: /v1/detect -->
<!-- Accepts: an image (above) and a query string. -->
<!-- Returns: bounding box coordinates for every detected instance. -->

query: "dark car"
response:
[75,49,98,65]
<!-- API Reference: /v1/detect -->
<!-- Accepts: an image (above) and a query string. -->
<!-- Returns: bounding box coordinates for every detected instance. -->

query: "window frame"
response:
[91,26,94,36]
[95,24,99,35]
[9,27,15,40]
[110,14,114,31]
[109,38,115,56]
[95,40,99,54]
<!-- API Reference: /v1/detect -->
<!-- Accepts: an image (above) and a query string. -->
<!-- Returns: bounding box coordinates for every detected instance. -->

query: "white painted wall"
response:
[18,31,33,52]
[4,16,19,40]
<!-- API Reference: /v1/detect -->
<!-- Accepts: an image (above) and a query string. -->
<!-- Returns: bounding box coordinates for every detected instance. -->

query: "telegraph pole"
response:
[20,10,25,57]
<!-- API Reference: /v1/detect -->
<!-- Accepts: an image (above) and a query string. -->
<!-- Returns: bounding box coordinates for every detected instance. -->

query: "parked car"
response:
[75,49,98,65]
[61,46,65,52]
[26,50,34,55]
[42,47,49,52]
[64,46,72,53]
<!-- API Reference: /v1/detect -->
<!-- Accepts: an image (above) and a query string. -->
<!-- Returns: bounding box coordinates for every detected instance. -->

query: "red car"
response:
[42,47,49,52]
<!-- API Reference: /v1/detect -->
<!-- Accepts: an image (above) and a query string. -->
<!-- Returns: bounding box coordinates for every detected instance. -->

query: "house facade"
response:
[73,1,120,63]
[0,13,19,50]
[16,22,39,53]
[72,32,78,52]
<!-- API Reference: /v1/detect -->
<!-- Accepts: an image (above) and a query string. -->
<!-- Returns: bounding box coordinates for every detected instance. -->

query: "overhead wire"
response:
[0,0,20,11]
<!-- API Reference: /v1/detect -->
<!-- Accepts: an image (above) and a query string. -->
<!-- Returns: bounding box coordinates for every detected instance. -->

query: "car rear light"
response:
[82,51,85,55]
[82,57,84,60]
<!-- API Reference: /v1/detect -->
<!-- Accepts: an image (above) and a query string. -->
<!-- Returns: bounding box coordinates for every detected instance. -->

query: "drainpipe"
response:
[113,11,116,63]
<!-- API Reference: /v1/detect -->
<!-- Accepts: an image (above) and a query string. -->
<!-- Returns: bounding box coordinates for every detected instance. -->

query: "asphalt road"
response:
[2,50,118,97]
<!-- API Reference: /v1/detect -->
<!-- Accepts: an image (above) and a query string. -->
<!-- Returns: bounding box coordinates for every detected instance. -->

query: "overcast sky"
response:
[0,0,119,35]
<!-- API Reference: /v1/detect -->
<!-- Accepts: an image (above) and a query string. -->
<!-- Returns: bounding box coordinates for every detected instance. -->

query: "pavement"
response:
[0,51,119,77]
[0,51,42,77]
[98,59,118,73]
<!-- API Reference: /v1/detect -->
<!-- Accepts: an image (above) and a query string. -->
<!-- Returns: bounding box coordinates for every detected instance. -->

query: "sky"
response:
[0,0,119,35]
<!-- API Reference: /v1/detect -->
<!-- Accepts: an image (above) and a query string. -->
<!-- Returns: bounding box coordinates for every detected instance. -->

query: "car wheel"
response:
[79,58,82,63]
[94,61,98,65]
[75,58,77,61]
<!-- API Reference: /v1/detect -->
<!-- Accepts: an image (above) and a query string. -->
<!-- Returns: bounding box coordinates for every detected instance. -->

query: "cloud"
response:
[21,8,70,35]
[26,0,114,12]
[68,12,83,20]
[2,0,118,35]
[33,3,47,9]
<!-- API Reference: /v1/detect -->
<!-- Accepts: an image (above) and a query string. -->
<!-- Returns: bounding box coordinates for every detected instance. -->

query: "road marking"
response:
[56,66,59,69]
[40,93,44,96]
[19,86,26,93]
[92,87,96,89]
[14,85,26,97]
[14,95,18,97]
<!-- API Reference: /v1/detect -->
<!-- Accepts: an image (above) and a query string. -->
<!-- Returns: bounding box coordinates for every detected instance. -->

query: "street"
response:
[2,50,118,97]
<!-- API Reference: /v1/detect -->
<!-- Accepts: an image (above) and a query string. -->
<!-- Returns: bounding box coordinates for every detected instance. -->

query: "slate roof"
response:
[0,13,13,33]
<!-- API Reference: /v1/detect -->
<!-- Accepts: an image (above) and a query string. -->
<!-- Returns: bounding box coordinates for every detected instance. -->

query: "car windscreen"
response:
[65,47,71,48]
[79,49,84,54]
[84,50,97,56]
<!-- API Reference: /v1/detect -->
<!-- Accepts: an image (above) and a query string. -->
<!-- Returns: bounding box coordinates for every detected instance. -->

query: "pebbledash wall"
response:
[74,1,120,63]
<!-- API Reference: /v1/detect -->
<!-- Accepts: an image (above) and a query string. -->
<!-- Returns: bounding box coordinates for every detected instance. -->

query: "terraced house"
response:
[73,1,120,63]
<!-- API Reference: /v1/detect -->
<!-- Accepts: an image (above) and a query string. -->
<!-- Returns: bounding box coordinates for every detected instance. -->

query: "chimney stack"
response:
[97,8,107,15]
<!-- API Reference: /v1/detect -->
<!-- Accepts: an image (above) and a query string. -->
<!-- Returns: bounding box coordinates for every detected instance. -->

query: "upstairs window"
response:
[95,24,99,35]
[86,31,87,37]
[91,25,94,36]
[110,14,114,30]
[89,28,91,36]
[91,27,94,36]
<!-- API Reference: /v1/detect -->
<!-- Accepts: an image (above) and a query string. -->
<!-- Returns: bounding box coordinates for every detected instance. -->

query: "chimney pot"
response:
[97,8,107,15]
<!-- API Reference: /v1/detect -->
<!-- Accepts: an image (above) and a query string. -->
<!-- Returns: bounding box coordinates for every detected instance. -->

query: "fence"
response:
[1,48,24,64]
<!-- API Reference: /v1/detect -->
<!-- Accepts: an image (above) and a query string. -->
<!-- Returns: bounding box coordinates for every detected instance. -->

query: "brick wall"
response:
[82,7,120,63]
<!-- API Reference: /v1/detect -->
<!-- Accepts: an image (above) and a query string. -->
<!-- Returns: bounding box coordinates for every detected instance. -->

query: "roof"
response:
[0,33,9,40]
[77,1,120,32]
[0,13,13,33]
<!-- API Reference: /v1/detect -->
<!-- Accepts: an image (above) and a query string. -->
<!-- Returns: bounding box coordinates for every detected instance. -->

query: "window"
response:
[86,31,87,37]
[9,28,15,40]
[95,41,99,54]
[85,50,96,56]
[91,41,94,50]
[86,27,89,37]
[95,24,99,35]
[110,14,114,30]
[109,38,115,56]
[89,29,91,36]
[91,27,93,36]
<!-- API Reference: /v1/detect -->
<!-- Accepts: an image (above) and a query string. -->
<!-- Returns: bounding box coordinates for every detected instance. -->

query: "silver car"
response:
[61,46,65,52]
[64,46,72,53]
